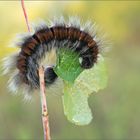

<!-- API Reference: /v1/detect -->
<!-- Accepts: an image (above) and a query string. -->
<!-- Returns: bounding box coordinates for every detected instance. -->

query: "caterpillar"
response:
[2,16,102,99]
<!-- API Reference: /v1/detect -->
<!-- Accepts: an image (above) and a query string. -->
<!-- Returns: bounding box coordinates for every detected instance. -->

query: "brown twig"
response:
[21,0,31,32]
[21,1,50,139]
[39,66,51,140]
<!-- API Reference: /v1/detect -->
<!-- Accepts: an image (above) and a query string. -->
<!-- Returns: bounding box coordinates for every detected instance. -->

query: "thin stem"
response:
[21,0,31,32]
[21,1,50,139]
[39,66,51,140]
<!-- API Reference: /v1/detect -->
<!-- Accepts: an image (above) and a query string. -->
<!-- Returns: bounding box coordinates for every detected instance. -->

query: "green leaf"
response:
[62,55,108,125]
[75,54,108,94]
[54,48,83,83]
[62,82,92,125]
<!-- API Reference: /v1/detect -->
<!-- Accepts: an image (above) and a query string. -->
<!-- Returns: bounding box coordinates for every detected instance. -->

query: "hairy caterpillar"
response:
[3,16,103,99]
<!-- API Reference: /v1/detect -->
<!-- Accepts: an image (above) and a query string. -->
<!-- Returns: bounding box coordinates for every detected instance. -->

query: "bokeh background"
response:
[0,1,140,139]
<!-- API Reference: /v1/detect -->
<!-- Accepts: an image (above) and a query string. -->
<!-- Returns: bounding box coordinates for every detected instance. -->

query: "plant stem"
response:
[21,0,31,32]
[39,66,51,140]
[21,1,50,139]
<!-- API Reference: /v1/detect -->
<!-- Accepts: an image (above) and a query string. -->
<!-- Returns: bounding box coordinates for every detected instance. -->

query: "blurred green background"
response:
[0,1,140,139]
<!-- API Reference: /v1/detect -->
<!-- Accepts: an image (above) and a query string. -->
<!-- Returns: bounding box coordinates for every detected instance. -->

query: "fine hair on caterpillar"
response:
[2,16,107,99]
